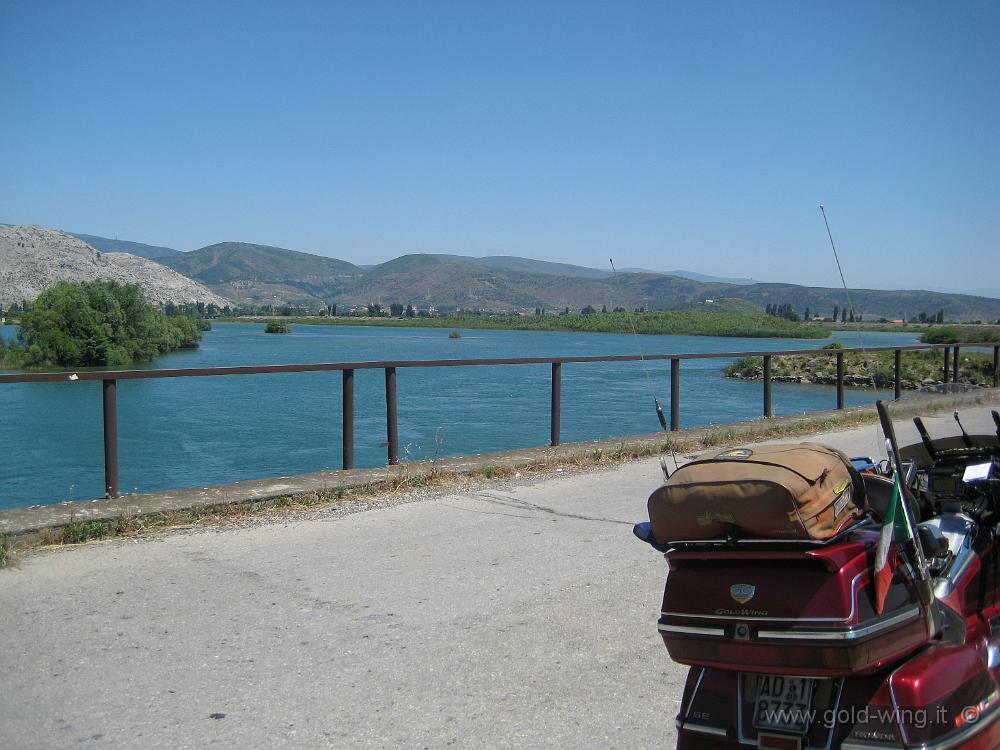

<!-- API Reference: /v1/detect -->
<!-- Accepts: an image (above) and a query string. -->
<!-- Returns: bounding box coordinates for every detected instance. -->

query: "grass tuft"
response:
[61,520,113,544]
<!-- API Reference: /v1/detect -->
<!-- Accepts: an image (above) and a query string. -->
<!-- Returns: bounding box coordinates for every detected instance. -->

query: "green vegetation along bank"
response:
[724,347,996,390]
[920,326,1000,345]
[234,310,830,339]
[0,280,204,369]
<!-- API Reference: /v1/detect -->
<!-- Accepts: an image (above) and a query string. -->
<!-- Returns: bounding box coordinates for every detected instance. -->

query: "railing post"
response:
[550,362,561,446]
[670,358,680,431]
[102,379,119,498]
[894,349,902,400]
[836,352,845,410]
[994,346,999,388]
[953,346,961,384]
[342,369,354,470]
[385,367,398,465]
[943,346,951,383]
[763,355,772,419]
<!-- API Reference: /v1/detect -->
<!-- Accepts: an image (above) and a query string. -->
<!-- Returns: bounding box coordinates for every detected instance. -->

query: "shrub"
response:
[723,356,762,377]
[265,320,290,333]
[920,327,961,345]
[448,330,461,339]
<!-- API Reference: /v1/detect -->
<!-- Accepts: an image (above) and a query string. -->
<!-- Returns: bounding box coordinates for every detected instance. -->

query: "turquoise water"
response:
[0,323,916,508]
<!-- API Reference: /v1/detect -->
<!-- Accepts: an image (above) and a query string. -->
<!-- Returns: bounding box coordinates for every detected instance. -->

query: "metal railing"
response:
[2,343,998,498]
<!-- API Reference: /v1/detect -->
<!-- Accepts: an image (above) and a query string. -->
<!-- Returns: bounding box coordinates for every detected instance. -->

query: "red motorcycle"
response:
[635,403,1000,749]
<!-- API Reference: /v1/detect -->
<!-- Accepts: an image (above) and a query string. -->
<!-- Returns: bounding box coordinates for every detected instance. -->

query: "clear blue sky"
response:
[2,1,996,294]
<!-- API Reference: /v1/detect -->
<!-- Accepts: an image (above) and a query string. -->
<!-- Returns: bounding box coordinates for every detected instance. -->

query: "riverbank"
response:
[3,388,996,567]
[724,348,997,389]
[230,309,830,338]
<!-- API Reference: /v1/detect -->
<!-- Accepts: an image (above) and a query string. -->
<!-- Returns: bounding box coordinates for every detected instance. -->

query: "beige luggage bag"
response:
[648,442,866,543]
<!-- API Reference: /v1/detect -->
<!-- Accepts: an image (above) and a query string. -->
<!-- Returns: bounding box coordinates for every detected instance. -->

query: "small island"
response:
[242,309,831,340]
[724,344,996,390]
[265,320,291,333]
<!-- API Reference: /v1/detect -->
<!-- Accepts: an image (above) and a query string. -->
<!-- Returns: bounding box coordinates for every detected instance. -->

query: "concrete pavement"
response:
[1,404,999,749]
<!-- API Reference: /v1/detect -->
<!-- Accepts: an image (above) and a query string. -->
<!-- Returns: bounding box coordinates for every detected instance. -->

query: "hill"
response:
[68,232,182,259]
[0,225,229,308]
[344,257,1000,321]
[160,241,363,307]
[157,244,1000,321]
[5,225,999,322]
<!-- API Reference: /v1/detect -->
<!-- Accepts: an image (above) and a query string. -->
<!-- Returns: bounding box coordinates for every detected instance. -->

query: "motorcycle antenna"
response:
[876,400,934,603]
[609,258,668,431]
[953,411,974,449]
[821,204,882,455]
[609,258,675,479]
[820,205,865,338]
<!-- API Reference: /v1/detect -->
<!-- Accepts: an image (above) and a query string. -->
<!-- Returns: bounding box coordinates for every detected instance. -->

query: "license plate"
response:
[751,675,816,735]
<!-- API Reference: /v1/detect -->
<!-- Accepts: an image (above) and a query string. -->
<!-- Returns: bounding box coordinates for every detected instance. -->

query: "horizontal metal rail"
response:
[2,343,997,384]
[2,342,998,499]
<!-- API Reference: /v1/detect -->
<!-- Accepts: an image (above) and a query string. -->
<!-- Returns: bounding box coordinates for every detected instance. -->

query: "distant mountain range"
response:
[4,226,999,322]
[68,232,182,259]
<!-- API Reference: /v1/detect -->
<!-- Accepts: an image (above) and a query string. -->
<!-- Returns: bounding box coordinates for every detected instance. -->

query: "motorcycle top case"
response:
[647,442,865,544]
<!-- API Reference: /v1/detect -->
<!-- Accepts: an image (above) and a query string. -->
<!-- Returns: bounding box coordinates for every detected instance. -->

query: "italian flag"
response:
[874,474,912,615]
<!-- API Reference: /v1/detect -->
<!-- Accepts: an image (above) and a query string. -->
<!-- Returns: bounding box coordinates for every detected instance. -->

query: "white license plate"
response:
[751,675,816,735]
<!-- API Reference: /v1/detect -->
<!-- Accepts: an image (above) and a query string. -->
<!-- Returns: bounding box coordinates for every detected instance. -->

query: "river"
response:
[0,323,918,509]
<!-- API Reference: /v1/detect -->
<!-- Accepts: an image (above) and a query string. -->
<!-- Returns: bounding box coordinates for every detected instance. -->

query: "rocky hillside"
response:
[0,225,230,308]
[159,241,362,307]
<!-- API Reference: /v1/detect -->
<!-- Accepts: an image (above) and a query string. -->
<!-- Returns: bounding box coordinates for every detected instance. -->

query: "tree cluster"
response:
[765,303,801,321]
[912,309,945,324]
[2,280,203,368]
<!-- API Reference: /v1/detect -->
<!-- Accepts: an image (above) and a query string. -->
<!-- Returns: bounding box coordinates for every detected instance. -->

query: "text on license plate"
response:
[752,675,817,734]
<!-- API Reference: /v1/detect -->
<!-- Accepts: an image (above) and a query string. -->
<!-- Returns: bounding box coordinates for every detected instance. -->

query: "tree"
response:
[601,305,607,313]
[390,302,404,317]
[804,307,811,321]
[405,304,415,318]
[832,305,840,321]
[367,303,382,317]
[936,309,944,324]
[848,309,855,322]
[12,280,202,368]
[581,304,596,315]
[841,308,847,322]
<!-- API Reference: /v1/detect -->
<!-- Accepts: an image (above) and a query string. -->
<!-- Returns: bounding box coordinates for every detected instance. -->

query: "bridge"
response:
[2,402,998,749]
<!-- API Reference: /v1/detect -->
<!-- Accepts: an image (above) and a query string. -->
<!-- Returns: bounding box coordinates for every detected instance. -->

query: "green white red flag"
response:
[874,474,913,615]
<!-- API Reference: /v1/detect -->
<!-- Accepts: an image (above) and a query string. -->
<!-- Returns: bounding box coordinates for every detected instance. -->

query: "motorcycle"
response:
[634,403,1000,749]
